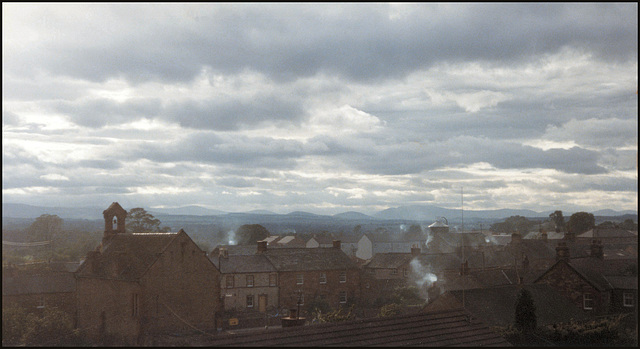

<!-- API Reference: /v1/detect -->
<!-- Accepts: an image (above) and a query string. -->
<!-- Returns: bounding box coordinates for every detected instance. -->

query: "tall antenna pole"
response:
[461,186,465,309]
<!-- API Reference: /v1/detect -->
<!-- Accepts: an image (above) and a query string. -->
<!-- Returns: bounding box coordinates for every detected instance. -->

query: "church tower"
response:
[103,202,127,243]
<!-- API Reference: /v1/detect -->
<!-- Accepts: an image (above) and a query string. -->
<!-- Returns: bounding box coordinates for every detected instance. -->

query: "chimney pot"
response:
[257,240,268,253]
[556,241,570,261]
[411,246,421,256]
[332,240,341,249]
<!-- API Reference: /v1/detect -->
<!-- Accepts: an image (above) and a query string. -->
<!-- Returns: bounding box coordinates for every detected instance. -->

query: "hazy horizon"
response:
[3,3,638,216]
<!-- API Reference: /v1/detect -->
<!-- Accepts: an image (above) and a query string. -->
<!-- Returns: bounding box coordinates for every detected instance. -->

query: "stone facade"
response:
[75,203,221,345]
[535,261,604,314]
[277,268,361,311]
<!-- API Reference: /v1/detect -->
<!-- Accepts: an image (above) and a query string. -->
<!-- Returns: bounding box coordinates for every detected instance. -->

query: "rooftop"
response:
[203,308,511,347]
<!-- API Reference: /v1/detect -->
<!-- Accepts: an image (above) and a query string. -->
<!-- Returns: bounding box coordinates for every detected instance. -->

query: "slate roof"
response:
[364,253,414,269]
[534,257,638,292]
[308,234,335,245]
[604,276,638,290]
[564,257,638,291]
[579,228,637,238]
[432,284,590,327]
[204,308,511,347]
[76,232,178,281]
[3,272,76,296]
[263,247,359,272]
[210,254,276,274]
[415,253,465,271]
[485,234,513,245]
[212,244,260,256]
[437,232,487,248]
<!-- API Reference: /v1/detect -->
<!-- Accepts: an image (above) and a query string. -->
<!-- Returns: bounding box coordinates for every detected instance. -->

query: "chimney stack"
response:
[590,239,604,260]
[511,232,523,245]
[332,240,341,249]
[219,248,229,259]
[257,240,268,253]
[411,245,421,256]
[555,241,570,261]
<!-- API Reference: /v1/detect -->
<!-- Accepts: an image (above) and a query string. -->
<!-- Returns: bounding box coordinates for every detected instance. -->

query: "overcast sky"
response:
[2,3,637,215]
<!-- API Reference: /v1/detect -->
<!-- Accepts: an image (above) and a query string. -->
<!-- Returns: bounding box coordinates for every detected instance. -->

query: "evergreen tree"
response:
[515,288,537,333]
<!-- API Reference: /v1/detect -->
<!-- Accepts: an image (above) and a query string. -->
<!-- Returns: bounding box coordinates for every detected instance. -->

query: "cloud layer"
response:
[2,3,637,215]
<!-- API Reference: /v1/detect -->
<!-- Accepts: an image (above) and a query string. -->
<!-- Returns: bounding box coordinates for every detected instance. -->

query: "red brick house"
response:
[261,241,361,314]
[75,202,221,345]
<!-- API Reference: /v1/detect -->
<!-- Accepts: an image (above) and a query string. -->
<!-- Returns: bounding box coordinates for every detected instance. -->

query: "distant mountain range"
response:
[3,202,636,221]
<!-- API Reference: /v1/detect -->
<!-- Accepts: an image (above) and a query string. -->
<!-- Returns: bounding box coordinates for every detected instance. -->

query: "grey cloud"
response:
[6,3,636,84]
[53,98,162,128]
[77,159,123,170]
[216,177,255,188]
[319,135,607,175]
[161,95,305,131]
[136,132,310,169]
[543,118,638,148]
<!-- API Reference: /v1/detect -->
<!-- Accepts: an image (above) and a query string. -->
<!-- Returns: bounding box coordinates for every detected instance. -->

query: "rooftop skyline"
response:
[2,3,637,216]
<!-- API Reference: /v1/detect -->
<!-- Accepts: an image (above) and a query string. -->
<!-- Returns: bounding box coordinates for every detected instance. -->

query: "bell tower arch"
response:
[103,202,127,242]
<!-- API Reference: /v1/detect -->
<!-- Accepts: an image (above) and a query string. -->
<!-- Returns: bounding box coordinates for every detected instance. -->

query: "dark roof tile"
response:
[204,308,510,347]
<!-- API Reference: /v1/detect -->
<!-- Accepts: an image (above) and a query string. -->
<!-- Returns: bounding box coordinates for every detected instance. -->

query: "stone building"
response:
[534,240,637,316]
[75,202,221,345]
[211,247,279,314]
[3,265,77,320]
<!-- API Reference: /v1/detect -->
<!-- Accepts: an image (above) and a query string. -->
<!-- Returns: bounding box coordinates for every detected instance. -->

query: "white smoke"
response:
[410,258,439,301]
[425,231,434,247]
[227,230,236,245]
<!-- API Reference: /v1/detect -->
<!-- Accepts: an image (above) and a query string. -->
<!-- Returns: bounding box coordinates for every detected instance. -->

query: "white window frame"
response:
[583,293,594,310]
[339,291,347,304]
[623,292,634,307]
[247,295,254,308]
[319,272,327,284]
[339,271,347,283]
[246,275,254,288]
[296,273,304,285]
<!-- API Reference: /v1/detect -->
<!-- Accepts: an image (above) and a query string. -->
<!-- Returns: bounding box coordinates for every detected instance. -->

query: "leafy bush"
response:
[378,303,404,318]
[2,306,83,346]
[313,304,355,323]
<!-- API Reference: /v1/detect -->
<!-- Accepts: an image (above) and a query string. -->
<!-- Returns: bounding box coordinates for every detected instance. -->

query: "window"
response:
[339,271,347,283]
[247,295,254,308]
[296,274,304,285]
[583,293,594,310]
[269,273,277,287]
[319,272,327,284]
[246,275,254,288]
[391,268,398,275]
[403,268,408,277]
[623,292,634,307]
[131,293,139,317]
[339,291,347,303]
[226,275,234,288]
[365,282,370,289]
